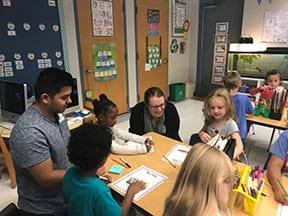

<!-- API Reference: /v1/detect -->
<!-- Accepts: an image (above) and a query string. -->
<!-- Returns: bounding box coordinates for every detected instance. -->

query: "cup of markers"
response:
[231,165,266,216]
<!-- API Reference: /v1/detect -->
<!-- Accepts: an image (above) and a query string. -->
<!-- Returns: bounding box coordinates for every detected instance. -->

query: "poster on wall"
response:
[147,9,160,36]
[91,0,114,37]
[92,43,117,81]
[211,22,229,85]
[147,44,160,69]
[172,0,189,37]
[262,10,288,43]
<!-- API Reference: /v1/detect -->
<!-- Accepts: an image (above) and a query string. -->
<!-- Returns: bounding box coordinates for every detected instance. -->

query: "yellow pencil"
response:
[163,155,177,168]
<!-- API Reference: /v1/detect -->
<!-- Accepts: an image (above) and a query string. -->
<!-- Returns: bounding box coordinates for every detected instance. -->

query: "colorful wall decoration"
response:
[91,0,114,36]
[93,43,117,81]
[147,9,160,36]
[147,44,160,69]
[211,22,229,84]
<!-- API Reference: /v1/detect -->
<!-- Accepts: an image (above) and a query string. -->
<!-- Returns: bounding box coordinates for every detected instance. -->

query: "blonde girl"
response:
[199,88,243,159]
[164,143,234,216]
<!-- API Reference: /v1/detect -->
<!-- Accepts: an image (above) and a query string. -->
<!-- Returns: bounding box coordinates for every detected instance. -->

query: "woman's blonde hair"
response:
[203,88,236,128]
[164,144,234,216]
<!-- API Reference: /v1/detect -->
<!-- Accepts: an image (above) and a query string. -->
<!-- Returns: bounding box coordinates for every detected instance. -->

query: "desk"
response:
[0,113,94,138]
[106,132,285,216]
[246,109,287,151]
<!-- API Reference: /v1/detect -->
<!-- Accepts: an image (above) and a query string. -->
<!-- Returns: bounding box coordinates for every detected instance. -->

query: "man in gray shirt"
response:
[9,68,74,215]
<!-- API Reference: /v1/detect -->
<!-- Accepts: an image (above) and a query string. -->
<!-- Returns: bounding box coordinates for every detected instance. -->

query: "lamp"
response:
[229,37,267,52]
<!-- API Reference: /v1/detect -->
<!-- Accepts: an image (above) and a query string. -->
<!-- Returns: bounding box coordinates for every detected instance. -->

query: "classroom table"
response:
[246,108,287,151]
[105,132,287,216]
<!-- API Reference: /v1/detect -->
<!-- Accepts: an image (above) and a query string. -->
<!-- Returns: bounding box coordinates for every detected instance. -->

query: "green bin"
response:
[169,82,185,102]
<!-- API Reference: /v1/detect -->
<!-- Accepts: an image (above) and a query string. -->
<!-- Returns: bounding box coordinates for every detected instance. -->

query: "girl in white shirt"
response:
[92,94,153,154]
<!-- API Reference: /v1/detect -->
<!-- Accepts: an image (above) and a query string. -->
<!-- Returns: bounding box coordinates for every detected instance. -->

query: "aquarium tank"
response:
[227,48,288,80]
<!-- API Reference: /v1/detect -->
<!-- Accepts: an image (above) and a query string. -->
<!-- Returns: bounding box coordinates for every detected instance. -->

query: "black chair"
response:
[0,203,19,216]
[189,133,202,145]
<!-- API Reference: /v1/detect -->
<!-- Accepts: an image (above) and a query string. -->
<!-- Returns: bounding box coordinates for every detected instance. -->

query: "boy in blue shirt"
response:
[223,71,254,149]
[63,123,146,216]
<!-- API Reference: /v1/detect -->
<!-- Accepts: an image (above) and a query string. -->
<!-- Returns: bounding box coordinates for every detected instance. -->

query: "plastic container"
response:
[169,82,185,102]
[231,166,265,216]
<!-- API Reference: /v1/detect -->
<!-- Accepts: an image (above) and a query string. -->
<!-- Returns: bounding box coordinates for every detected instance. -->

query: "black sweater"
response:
[129,101,182,141]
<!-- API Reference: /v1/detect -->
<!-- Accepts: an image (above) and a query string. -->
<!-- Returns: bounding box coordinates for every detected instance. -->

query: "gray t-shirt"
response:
[9,106,70,215]
[206,118,239,138]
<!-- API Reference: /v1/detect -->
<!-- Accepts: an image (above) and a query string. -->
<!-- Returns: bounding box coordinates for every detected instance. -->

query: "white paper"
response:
[163,144,191,165]
[111,165,167,201]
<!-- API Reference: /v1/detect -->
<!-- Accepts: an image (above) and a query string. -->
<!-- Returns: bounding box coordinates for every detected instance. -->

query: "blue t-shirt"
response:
[63,167,122,216]
[232,93,254,139]
[270,130,288,173]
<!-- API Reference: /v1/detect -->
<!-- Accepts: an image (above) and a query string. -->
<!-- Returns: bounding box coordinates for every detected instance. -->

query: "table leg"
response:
[267,128,276,152]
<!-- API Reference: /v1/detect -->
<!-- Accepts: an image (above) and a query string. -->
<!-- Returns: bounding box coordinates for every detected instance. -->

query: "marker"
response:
[163,155,177,168]
[111,159,126,167]
[177,149,189,153]
[99,176,112,182]
[119,156,131,168]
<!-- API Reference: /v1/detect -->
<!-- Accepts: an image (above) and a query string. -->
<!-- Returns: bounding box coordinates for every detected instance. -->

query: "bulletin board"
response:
[0,0,65,88]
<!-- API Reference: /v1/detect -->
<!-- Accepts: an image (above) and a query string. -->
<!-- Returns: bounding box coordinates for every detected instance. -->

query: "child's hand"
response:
[145,137,154,145]
[274,189,288,205]
[199,131,211,143]
[126,180,146,196]
[233,145,243,160]
[259,85,272,91]
[96,165,106,176]
[145,143,153,152]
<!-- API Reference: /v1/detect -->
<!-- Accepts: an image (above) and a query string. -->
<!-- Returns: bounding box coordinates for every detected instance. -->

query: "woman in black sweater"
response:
[129,87,182,141]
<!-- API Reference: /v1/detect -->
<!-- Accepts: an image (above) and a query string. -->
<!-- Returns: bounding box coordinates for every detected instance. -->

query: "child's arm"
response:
[267,155,288,205]
[111,140,147,155]
[121,180,146,216]
[198,126,211,143]
[231,131,243,159]
[113,126,147,144]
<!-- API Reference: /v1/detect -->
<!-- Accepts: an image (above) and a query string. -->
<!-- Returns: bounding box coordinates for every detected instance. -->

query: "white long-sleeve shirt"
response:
[111,125,149,155]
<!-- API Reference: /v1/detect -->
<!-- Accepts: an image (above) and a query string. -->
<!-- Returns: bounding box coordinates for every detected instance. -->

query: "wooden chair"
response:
[0,134,16,189]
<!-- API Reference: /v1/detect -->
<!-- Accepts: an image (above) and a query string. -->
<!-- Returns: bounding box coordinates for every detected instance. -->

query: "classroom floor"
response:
[0,98,282,210]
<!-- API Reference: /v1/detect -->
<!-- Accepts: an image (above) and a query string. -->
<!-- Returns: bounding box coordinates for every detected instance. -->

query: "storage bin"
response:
[169,82,185,102]
[231,166,265,216]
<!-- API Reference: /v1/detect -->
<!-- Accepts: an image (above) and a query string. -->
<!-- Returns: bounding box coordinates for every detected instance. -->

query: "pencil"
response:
[119,156,131,168]
[163,155,177,168]
[277,179,288,196]
[111,159,126,168]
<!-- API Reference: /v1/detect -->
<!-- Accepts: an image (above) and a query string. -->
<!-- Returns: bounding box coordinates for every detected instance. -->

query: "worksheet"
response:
[163,144,191,165]
[110,165,167,201]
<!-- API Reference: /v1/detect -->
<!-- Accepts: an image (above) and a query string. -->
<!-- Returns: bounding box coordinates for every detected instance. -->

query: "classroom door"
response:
[136,0,169,101]
[76,0,128,113]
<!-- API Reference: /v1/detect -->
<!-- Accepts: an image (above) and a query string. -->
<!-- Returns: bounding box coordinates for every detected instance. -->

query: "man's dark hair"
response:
[67,123,112,170]
[34,68,73,100]
[144,87,165,105]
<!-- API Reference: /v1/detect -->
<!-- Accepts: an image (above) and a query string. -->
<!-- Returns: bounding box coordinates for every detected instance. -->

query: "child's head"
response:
[164,143,234,215]
[203,88,236,126]
[92,94,118,127]
[223,71,242,91]
[67,123,112,171]
[265,69,281,89]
